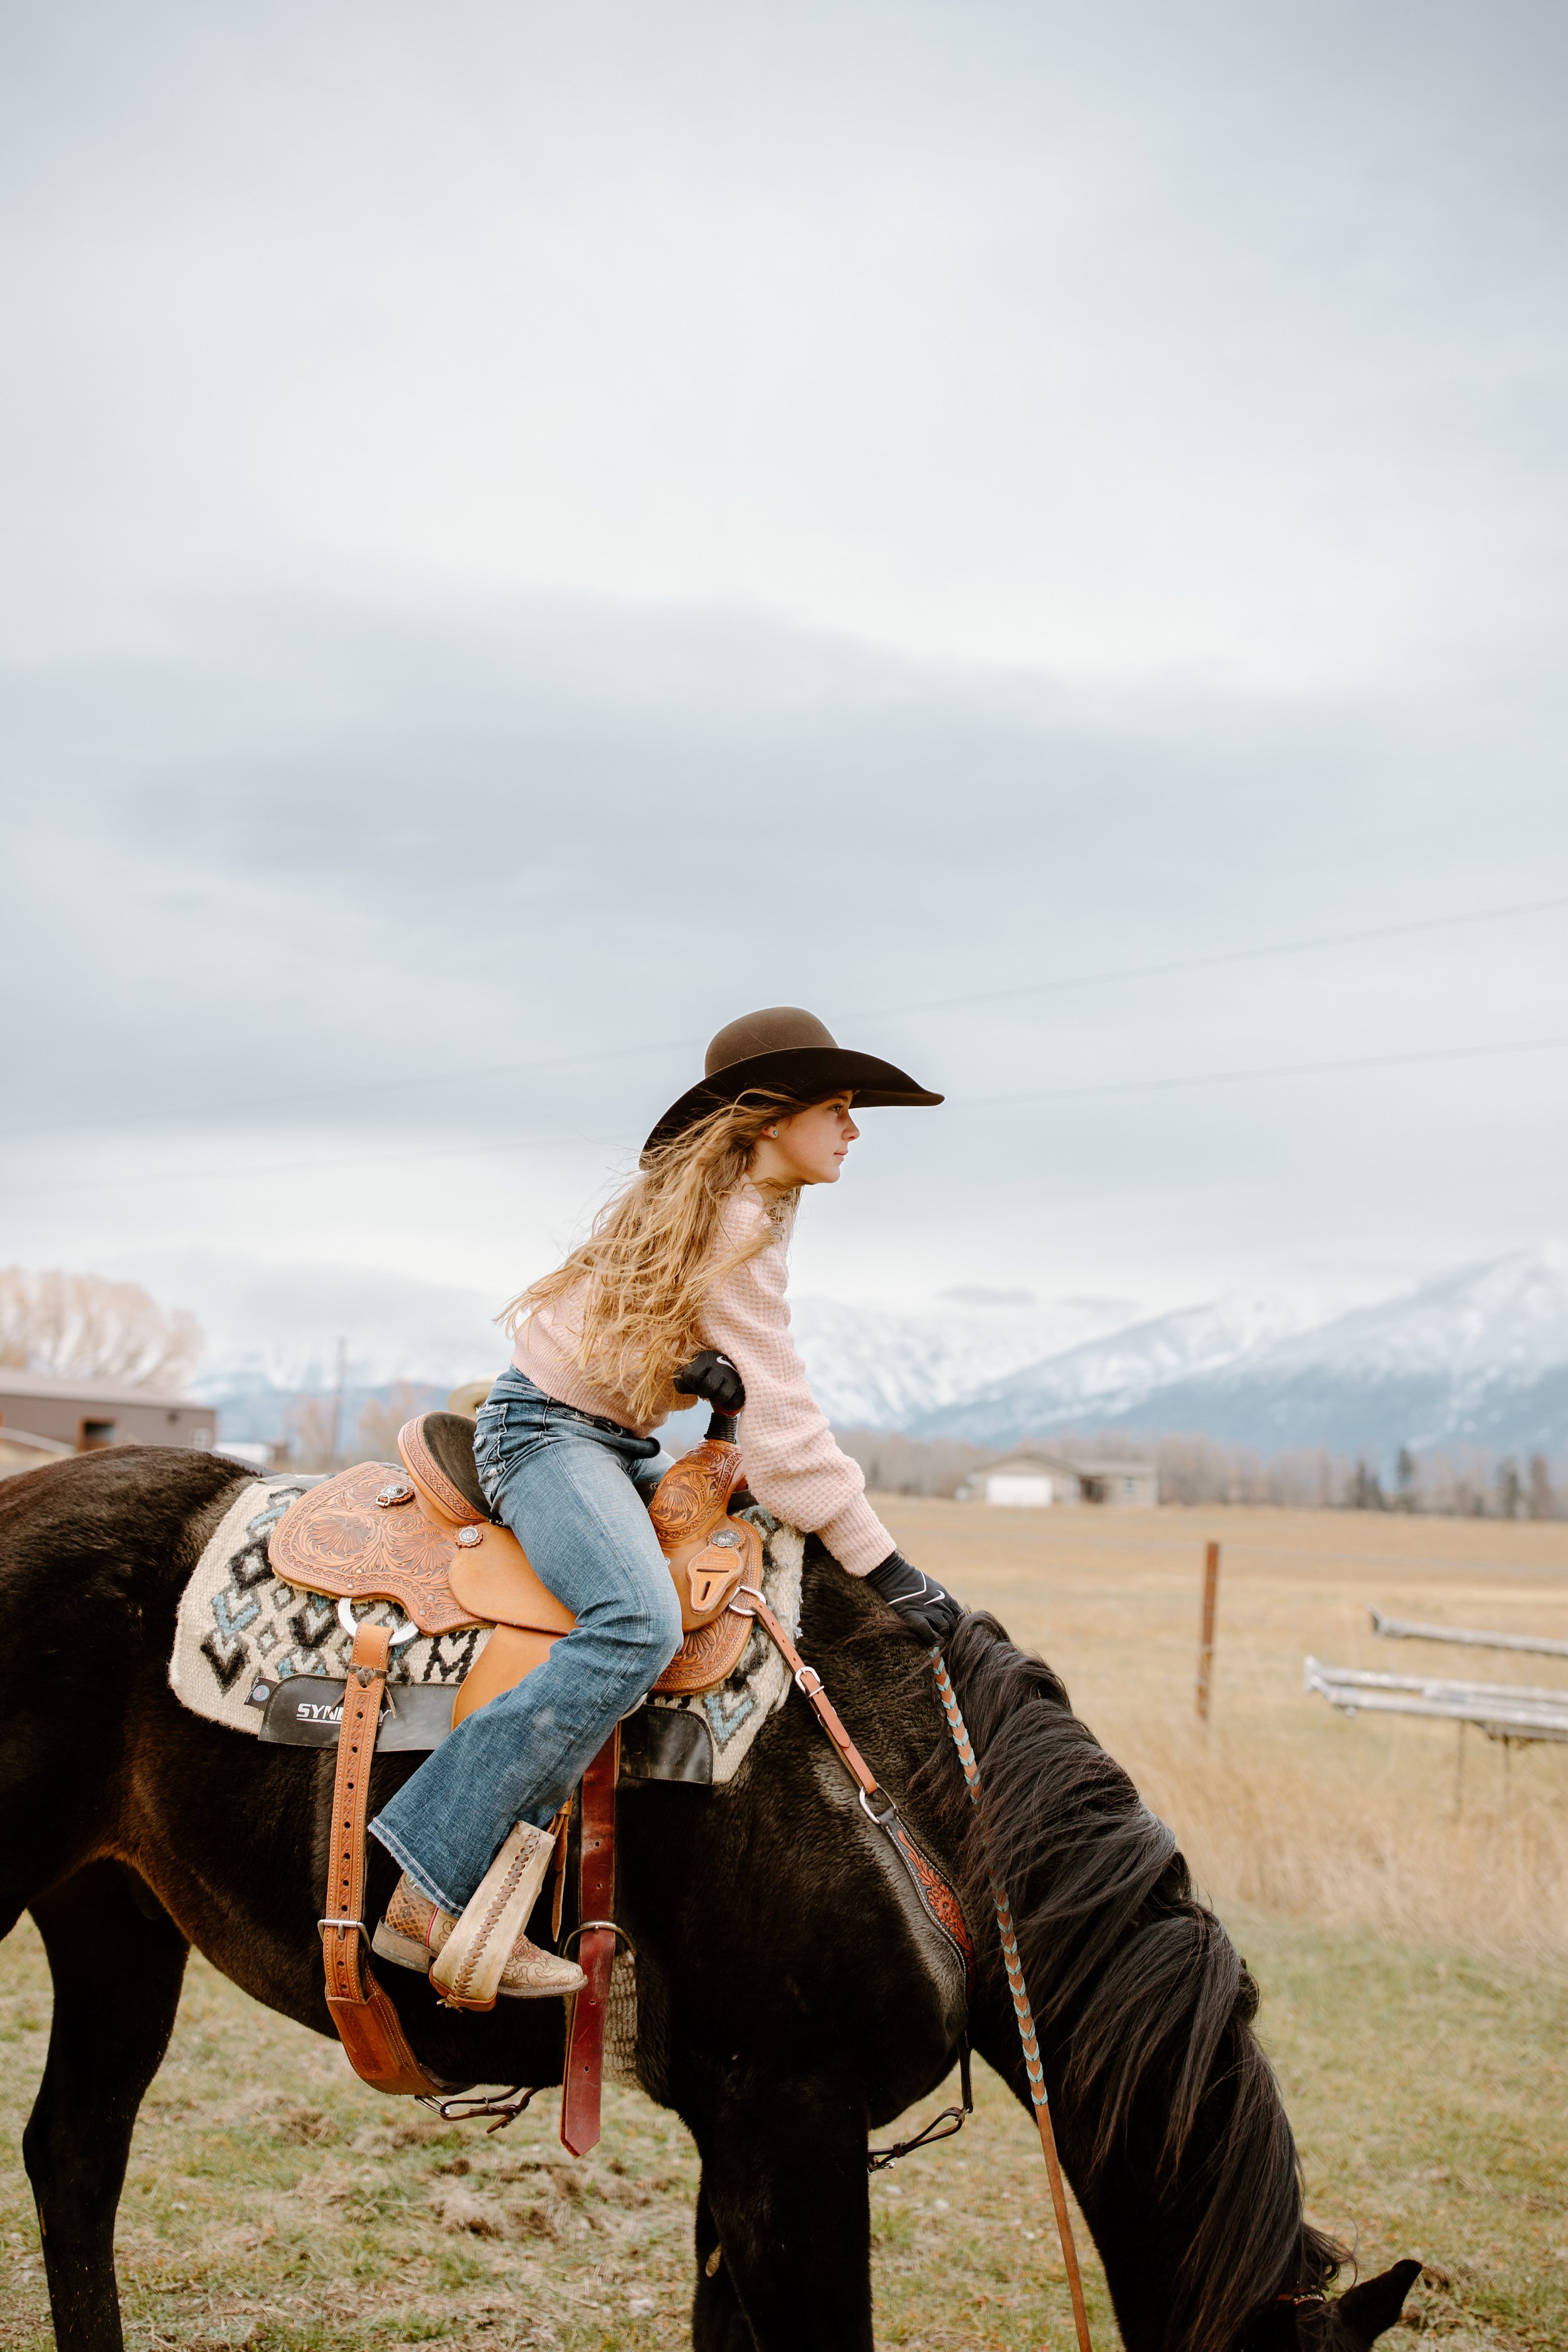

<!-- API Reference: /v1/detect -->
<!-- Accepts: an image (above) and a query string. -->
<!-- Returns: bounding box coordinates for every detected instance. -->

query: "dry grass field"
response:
[888,1499,1568,1967]
[0,1502,1562,2351]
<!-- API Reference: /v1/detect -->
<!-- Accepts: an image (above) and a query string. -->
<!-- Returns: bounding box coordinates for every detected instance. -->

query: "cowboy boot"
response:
[373,1826,585,2006]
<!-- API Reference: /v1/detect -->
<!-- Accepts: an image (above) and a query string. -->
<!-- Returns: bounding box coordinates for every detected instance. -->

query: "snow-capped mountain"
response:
[174,1244,1568,1463]
[906,1293,1301,1445]
[787,1290,1136,1430]
[907,1251,1568,1458]
[1254,1249,1568,1384]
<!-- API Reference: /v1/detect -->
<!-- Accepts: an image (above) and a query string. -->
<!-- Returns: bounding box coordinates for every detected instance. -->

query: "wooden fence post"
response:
[1195,1540,1221,1729]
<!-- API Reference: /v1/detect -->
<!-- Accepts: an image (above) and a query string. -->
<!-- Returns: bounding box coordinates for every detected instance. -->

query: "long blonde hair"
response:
[501,1091,806,1426]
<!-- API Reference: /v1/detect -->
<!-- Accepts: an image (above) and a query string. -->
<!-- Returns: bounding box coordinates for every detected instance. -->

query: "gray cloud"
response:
[2,2,1565,1335]
[4,590,1565,1313]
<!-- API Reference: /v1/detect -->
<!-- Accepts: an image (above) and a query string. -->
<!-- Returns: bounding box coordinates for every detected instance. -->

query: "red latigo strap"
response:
[559,1725,622,2156]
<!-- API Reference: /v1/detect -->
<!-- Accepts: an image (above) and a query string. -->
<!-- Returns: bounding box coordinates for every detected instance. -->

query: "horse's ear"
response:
[1333,2260,1422,2343]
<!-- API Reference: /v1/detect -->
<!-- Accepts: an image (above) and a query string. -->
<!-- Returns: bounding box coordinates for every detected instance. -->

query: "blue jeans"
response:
[369,1368,682,1914]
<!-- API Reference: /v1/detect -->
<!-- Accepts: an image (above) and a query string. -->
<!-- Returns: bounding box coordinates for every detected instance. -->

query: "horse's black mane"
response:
[935,1611,1346,2352]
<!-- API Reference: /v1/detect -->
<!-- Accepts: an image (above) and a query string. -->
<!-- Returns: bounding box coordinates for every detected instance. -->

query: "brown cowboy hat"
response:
[644,1006,943,1153]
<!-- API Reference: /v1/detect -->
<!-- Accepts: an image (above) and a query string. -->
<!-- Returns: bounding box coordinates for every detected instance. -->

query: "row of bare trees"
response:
[0,1268,440,1471]
[282,1382,430,1471]
[0,1268,202,1389]
[834,1421,1567,1517]
[833,1428,1000,1498]
[6,1264,1555,1517]
[1150,1434,1564,1515]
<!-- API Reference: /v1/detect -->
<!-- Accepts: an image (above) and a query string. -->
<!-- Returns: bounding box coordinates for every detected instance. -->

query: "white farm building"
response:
[969,1450,1158,1509]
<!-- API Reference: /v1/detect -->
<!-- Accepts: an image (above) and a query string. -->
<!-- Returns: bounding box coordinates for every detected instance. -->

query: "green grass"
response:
[1234,1908,1567,2352]
[0,1909,1560,2348]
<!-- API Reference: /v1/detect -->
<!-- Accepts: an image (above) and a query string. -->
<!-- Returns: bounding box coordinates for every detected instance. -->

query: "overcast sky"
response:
[3,0,1566,1364]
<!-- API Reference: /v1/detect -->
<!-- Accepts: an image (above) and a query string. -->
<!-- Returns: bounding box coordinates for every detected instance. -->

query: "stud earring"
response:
[765,1127,778,1138]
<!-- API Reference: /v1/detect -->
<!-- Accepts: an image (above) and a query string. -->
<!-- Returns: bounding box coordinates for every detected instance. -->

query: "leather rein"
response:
[729,1584,1094,2352]
[319,1584,1093,2347]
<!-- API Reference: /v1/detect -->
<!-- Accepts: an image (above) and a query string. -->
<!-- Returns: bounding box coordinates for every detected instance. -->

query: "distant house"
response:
[0,1372,216,1456]
[967,1449,1158,1508]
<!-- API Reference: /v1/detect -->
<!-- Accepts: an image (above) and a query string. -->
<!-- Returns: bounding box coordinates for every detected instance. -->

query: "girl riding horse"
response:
[369,1005,961,2006]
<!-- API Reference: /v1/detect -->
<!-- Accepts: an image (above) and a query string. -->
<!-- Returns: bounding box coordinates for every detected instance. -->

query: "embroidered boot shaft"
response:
[372,1828,583,2006]
[432,1822,577,2008]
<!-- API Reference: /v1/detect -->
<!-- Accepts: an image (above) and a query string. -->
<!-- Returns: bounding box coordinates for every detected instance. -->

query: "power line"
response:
[963,1030,1568,1109]
[0,1125,621,1199]
[1,1035,699,1148]
[861,891,1568,1024]
[6,888,1565,1149]
[5,1029,1568,1200]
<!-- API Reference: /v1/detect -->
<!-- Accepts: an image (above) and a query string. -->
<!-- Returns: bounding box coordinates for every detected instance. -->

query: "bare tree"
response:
[833,1428,999,1497]
[283,1397,342,1473]
[1422,1447,1496,1517]
[354,1382,426,1466]
[0,1268,201,1389]
[1528,1454,1559,1520]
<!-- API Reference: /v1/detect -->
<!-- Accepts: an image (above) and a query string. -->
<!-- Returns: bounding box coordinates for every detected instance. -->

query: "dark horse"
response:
[1,1449,1418,2351]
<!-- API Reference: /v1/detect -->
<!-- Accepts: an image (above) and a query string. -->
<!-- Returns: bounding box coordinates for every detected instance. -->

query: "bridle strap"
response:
[733,1586,884,1797]
[932,1651,1094,2352]
[729,1585,973,1984]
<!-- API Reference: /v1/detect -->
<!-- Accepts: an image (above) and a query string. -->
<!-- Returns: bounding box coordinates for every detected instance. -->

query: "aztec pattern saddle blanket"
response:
[169,1473,804,1787]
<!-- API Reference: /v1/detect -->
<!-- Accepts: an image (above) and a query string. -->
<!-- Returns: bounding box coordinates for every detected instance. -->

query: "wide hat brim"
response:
[645,1046,943,1154]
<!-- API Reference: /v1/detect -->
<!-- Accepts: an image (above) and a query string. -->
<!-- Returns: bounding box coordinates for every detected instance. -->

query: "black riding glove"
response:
[672,1350,746,1416]
[866,1550,965,1646]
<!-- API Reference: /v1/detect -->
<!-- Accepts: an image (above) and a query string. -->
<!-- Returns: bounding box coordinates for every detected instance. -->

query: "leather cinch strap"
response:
[322,1621,462,2098]
[559,1726,621,2156]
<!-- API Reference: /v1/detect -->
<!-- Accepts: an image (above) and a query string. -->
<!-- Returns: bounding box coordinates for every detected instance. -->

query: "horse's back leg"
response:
[24,1862,189,2352]
[689,2069,872,2352]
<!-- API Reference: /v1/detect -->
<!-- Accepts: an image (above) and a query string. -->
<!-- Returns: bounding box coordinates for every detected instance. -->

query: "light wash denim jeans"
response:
[369,1368,682,1914]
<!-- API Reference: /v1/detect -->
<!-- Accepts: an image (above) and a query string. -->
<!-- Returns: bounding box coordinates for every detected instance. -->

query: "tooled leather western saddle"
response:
[270,1405,763,1707]
[265,1396,765,2150]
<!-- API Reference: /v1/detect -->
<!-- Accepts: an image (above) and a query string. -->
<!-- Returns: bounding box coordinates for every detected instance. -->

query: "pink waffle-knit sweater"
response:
[512,1183,896,1576]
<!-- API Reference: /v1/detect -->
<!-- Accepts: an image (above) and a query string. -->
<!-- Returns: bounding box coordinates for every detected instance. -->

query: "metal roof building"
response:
[0,1370,216,1457]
